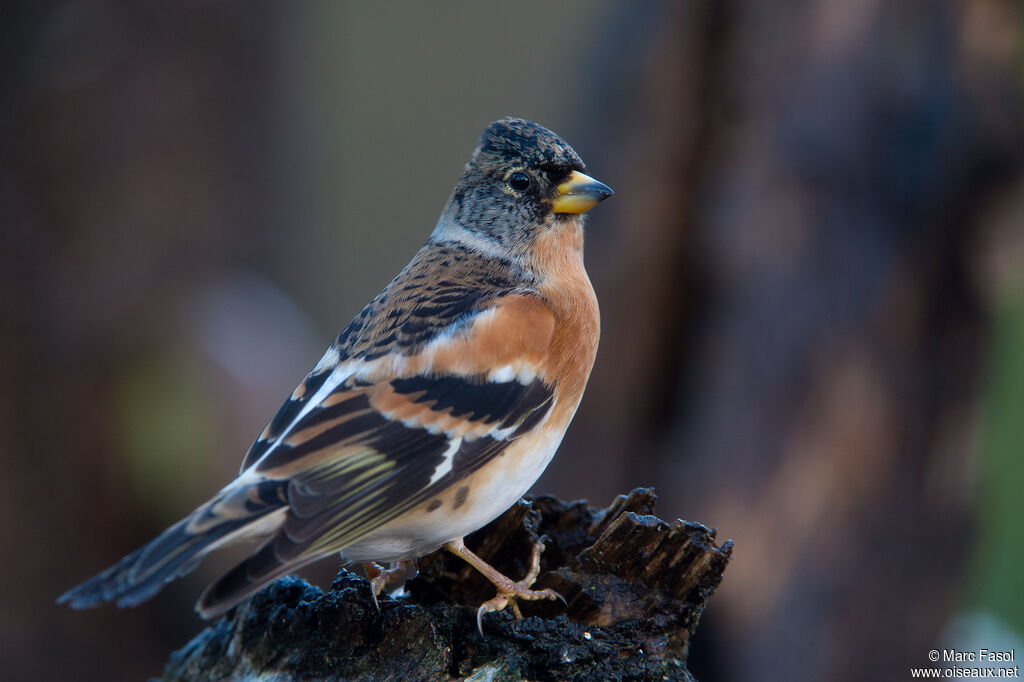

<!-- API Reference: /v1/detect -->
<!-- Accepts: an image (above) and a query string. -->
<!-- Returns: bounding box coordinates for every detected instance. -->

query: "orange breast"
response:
[530,217,600,426]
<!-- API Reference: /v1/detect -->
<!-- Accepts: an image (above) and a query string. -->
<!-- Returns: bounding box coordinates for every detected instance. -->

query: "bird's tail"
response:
[58,477,289,612]
[195,529,324,619]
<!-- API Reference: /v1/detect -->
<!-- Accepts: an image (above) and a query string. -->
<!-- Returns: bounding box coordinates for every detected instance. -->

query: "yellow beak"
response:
[550,170,614,214]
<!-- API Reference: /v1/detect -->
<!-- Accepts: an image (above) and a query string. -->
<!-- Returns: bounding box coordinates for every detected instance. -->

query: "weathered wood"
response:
[160,489,731,681]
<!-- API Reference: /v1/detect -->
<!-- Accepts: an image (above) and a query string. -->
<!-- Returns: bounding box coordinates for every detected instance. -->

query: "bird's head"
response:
[436,117,612,256]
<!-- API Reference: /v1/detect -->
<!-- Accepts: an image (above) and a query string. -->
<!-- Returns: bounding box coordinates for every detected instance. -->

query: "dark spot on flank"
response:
[427,499,442,512]
[453,485,470,510]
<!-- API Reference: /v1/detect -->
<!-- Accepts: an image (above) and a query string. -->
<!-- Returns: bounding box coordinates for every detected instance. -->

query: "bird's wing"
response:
[251,290,555,543]
[238,241,530,472]
[192,291,557,616]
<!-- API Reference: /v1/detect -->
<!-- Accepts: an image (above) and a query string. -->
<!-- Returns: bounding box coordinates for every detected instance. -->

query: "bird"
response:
[59,117,612,629]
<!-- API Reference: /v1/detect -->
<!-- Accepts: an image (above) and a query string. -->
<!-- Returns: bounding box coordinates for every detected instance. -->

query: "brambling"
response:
[60,117,612,628]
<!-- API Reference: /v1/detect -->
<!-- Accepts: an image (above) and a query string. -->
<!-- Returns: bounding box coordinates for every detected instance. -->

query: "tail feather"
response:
[58,480,288,610]
[196,529,323,618]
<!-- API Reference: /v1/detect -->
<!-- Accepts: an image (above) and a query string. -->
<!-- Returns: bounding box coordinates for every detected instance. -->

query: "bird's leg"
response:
[362,561,410,611]
[445,537,562,634]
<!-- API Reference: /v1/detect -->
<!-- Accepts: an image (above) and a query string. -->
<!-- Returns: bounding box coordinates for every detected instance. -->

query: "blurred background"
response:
[2,1,1023,680]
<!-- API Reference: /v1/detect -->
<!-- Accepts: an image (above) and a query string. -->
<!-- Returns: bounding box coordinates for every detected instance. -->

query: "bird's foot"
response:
[445,537,563,635]
[362,560,411,611]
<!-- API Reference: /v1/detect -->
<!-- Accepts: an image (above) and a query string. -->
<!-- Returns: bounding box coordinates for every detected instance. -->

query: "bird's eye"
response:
[508,171,531,192]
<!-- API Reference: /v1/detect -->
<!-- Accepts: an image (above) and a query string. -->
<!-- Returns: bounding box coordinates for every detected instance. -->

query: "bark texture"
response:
[160,489,731,681]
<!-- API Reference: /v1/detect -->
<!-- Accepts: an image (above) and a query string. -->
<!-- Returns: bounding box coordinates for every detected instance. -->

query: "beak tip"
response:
[588,178,613,201]
[590,183,613,206]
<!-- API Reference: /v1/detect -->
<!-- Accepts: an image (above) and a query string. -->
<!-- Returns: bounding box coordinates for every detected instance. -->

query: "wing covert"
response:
[234,288,558,562]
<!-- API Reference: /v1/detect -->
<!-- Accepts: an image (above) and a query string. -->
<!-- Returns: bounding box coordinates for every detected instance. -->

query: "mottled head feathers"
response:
[435,118,589,253]
[473,117,586,177]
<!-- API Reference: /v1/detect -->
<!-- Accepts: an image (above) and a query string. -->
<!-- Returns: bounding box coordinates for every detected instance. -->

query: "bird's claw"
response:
[474,583,563,635]
[368,576,384,613]
[363,561,408,613]
[473,539,563,635]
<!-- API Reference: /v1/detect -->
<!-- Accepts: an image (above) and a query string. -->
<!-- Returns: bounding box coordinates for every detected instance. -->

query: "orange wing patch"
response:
[412,294,555,379]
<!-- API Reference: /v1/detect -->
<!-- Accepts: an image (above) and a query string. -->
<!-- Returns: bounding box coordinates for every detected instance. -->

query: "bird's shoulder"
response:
[334,240,544,363]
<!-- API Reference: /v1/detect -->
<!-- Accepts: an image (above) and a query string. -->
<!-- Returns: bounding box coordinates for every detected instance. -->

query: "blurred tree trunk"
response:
[0,3,277,680]
[552,1,1024,681]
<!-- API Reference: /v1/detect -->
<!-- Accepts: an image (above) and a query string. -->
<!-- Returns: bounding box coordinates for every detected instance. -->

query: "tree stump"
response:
[159,489,732,681]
